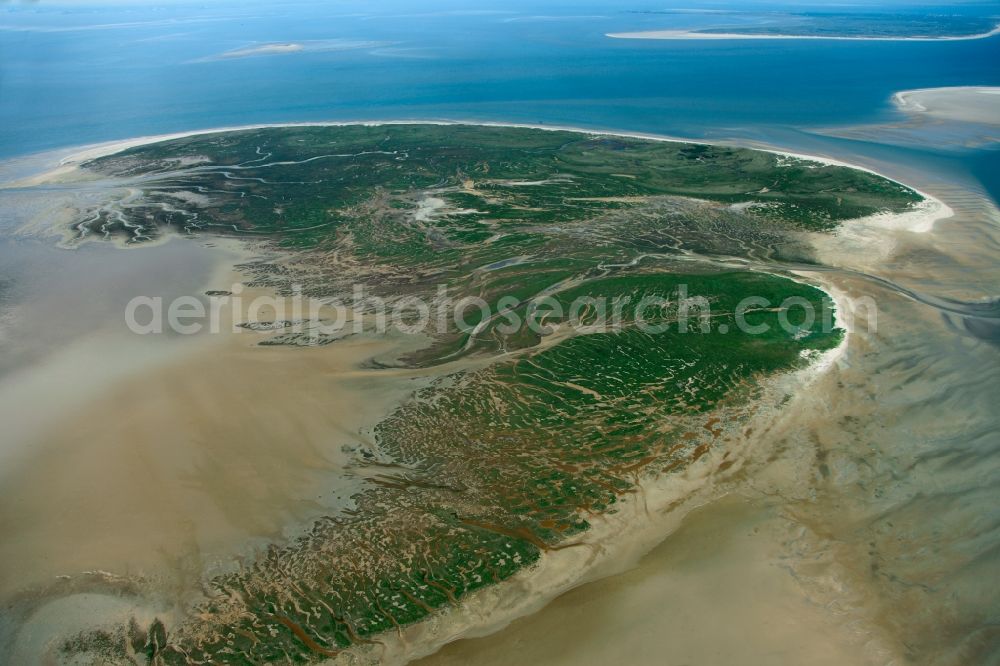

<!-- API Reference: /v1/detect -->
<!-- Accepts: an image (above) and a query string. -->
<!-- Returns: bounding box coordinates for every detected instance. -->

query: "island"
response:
[609,12,1000,41]
[54,124,924,664]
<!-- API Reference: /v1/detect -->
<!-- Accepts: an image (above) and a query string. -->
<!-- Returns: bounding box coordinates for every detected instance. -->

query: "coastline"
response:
[5,120,954,234]
[415,497,885,666]
[1,121,935,664]
[763,147,953,233]
[337,281,855,665]
[606,24,1000,42]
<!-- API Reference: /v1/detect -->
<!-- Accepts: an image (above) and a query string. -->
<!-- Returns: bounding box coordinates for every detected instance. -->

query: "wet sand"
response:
[0,221,420,659]
[817,86,1000,151]
[412,274,888,666]
[417,497,881,666]
[0,332,404,600]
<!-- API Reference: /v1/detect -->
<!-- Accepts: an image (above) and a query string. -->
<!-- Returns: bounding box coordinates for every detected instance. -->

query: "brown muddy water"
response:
[0,176,425,660]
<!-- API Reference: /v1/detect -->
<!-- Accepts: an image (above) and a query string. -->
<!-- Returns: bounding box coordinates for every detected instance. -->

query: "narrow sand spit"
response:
[606,24,1000,41]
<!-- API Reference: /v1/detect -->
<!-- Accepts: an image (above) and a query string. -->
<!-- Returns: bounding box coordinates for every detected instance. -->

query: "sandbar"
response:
[607,24,1000,42]
[893,86,1000,126]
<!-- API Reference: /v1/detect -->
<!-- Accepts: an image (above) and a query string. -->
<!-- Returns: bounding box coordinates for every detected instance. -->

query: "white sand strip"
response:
[607,24,1000,42]
[893,86,1000,125]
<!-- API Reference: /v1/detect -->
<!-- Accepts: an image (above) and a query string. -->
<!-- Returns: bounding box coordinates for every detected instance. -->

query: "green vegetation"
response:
[64,125,905,663]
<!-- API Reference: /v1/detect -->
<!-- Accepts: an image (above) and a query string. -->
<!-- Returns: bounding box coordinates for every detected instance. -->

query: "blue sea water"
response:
[1,1,999,189]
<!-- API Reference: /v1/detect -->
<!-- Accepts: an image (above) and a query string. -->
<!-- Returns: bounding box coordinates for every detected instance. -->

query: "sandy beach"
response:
[3,0,999,658]
[407,206,996,666]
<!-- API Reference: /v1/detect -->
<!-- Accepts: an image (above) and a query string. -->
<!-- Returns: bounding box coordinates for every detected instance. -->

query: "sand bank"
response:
[416,498,882,666]
[607,24,1000,42]
[814,86,1000,151]
[893,86,1000,126]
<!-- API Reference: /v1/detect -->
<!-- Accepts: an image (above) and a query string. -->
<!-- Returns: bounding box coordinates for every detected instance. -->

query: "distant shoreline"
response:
[607,23,1000,42]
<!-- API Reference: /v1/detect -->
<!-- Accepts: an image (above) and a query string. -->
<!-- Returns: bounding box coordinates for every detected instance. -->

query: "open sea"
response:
[2,0,999,194]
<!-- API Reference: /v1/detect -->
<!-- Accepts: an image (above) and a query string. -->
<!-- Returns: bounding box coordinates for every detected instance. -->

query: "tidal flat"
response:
[0,123,974,664]
[416,128,1000,666]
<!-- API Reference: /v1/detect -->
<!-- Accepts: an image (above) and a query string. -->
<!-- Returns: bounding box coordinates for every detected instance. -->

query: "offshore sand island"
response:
[893,86,1000,125]
[608,21,1000,42]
